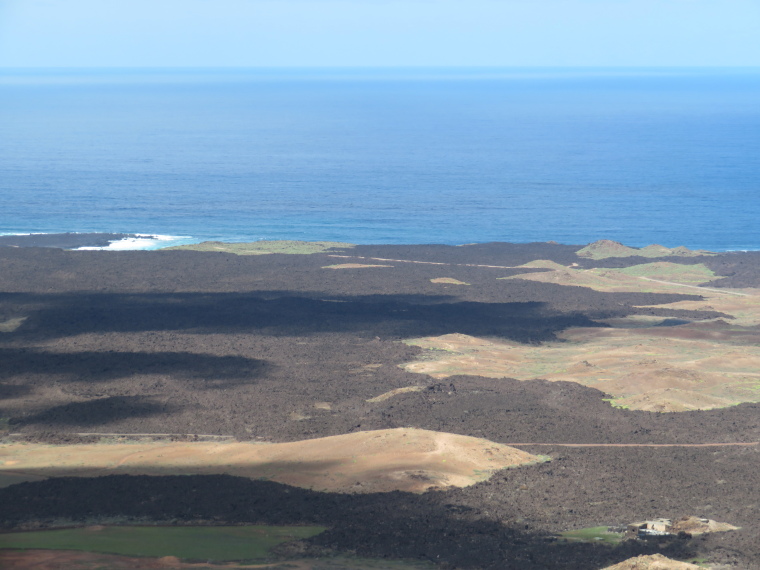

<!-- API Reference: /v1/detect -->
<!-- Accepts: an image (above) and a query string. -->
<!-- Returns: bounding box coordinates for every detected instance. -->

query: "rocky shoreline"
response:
[0,233,142,250]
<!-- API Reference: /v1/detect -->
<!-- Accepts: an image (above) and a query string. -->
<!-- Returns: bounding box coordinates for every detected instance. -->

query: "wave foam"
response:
[77,234,193,251]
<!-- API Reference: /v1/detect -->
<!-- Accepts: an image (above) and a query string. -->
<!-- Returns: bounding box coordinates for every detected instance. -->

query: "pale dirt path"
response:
[506,442,758,448]
[326,254,519,269]
[637,276,750,296]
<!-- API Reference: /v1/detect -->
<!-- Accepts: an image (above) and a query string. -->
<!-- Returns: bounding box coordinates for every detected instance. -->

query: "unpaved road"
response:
[10,433,757,447]
[507,442,759,447]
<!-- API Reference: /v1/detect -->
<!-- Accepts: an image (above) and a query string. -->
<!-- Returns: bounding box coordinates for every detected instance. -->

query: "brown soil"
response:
[0,550,433,570]
[669,517,739,536]
[602,554,701,569]
[0,550,221,570]
[0,428,539,493]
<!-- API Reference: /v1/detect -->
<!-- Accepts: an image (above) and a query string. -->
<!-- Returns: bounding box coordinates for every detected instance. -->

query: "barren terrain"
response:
[0,428,540,493]
[0,240,758,569]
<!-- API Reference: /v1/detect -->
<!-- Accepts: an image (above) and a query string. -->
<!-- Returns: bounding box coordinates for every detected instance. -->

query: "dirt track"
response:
[508,442,759,447]
[1,242,759,568]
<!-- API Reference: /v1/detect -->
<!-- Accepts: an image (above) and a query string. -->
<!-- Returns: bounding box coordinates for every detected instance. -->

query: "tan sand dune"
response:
[602,554,702,570]
[610,388,736,413]
[0,428,540,493]
[669,516,739,535]
[403,329,760,412]
[397,258,760,411]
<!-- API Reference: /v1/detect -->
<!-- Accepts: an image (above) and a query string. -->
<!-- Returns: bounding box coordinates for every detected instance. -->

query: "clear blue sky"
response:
[1,0,759,68]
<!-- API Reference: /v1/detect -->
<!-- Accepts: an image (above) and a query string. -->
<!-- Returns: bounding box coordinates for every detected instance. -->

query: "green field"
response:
[163,240,354,255]
[0,525,327,561]
[612,262,716,284]
[559,526,624,544]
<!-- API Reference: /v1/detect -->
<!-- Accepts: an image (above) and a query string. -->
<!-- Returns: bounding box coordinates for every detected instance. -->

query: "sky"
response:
[1,0,759,68]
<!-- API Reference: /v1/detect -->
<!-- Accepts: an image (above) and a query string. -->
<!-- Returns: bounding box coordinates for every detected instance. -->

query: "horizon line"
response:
[3,65,760,72]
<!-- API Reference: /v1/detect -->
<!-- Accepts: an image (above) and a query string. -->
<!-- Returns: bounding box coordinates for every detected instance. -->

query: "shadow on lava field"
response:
[1,243,760,568]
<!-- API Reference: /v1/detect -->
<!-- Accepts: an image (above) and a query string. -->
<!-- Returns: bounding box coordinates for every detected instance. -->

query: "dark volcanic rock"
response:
[1,243,759,568]
[0,473,703,569]
[0,233,140,249]
[702,251,760,288]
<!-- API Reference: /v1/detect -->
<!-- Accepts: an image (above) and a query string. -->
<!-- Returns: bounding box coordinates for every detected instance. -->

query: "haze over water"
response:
[1,68,759,250]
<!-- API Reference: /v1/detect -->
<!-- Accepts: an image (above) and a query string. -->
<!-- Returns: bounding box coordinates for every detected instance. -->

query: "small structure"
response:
[626,518,672,539]
[626,516,739,539]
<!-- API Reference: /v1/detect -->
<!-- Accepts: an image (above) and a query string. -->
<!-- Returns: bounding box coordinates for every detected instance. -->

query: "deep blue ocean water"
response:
[1,68,759,250]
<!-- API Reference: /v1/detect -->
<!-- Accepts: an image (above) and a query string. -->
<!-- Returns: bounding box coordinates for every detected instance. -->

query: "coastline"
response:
[1,238,759,568]
[0,233,192,251]
[2,232,759,253]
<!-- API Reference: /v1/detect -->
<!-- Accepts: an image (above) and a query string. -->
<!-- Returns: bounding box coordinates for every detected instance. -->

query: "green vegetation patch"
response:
[601,398,631,410]
[292,556,438,569]
[576,240,712,260]
[0,525,327,562]
[611,262,716,284]
[163,240,355,255]
[684,558,709,566]
[513,454,553,469]
[559,526,624,545]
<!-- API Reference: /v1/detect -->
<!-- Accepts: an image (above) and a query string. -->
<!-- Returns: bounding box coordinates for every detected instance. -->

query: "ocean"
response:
[1,67,759,251]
